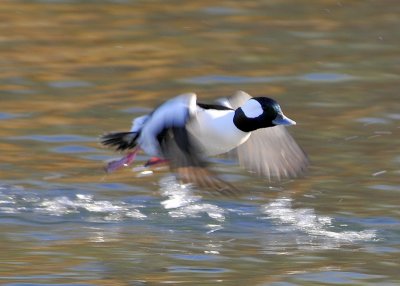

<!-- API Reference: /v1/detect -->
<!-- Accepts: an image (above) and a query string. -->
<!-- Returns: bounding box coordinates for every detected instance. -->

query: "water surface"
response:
[1,0,399,285]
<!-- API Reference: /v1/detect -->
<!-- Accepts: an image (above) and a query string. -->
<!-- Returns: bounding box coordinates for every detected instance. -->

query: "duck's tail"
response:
[100,132,139,151]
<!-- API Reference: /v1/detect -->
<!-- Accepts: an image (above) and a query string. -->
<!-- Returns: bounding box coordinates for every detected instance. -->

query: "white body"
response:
[130,93,250,157]
[187,108,250,156]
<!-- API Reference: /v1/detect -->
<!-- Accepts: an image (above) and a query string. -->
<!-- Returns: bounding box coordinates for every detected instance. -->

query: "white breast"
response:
[187,108,250,156]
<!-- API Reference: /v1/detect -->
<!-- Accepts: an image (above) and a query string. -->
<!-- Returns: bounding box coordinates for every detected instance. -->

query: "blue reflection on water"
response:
[10,134,94,143]
[51,145,100,154]
[299,73,355,82]
[48,81,94,89]
[181,72,355,85]
[0,112,25,120]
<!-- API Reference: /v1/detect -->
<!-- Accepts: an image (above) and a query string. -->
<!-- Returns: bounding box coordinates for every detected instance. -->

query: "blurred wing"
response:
[236,126,309,180]
[160,126,239,196]
[222,90,309,180]
[217,90,252,109]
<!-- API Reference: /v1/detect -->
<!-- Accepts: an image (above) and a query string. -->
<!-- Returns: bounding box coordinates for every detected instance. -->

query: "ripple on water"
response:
[170,253,222,262]
[4,283,94,286]
[0,112,24,120]
[369,184,399,192]
[167,266,229,273]
[180,73,355,85]
[202,6,242,15]
[10,134,94,143]
[180,74,284,85]
[48,80,94,89]
[293,271,386,285]
[51,145,100,154]
[386,113,400,120]
[299,73,356,82]
[356,117,391,125]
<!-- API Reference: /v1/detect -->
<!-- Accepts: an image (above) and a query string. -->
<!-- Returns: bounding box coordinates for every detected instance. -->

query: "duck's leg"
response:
[105,147,139,173]
[144,157,169,168]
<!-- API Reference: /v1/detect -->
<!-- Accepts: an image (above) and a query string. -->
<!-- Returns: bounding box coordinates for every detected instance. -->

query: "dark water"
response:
[1,0,399,285]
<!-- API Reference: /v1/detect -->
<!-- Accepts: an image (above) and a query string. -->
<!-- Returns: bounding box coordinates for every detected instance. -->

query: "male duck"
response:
[101,91,308,193]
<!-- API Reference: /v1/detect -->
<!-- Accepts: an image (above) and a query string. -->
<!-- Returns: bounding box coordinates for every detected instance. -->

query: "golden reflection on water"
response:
[1,0,400,285]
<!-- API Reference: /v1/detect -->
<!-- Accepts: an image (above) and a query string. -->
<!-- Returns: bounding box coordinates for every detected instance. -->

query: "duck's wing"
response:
[153,93,239,195]
[222,91,309,180]
[234,126,309,180]
[159,126,239,195]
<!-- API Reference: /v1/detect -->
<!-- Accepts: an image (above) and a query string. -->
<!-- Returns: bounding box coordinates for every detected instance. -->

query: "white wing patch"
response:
[138,93,197,156]
[130,115,149,132]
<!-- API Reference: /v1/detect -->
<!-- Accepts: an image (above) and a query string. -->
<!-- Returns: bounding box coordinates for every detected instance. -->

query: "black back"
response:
[197,102,233,111]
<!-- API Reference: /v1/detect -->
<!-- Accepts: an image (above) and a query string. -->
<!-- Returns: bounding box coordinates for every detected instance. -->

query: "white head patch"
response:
[241,99,263,118]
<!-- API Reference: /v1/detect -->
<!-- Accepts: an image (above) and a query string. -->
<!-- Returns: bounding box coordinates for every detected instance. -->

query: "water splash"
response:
[159,176,225,222]
[36,194,147,220]
[0,185,146,221]
[262,197,376,242]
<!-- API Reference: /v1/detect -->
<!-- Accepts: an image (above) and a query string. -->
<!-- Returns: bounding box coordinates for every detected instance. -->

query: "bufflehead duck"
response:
[101,91,308,193]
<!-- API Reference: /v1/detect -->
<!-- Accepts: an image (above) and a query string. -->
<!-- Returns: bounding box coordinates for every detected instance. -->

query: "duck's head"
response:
[233,97,296,132]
